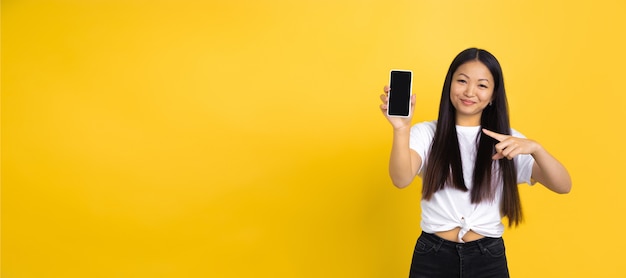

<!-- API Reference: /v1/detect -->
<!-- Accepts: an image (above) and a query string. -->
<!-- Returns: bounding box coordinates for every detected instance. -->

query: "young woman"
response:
[379,48,571,278]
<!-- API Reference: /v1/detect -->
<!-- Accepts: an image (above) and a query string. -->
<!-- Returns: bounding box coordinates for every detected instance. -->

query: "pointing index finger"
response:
[482,128,508,142]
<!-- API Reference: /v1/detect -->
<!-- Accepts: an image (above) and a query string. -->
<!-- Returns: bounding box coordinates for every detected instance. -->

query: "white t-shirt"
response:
[409,121,535,242]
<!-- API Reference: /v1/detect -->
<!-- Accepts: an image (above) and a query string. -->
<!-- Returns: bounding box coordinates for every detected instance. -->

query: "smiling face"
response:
[449,60,495,126]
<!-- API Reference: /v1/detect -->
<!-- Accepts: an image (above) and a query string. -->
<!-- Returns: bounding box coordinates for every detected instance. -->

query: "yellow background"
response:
[2,0,625,277]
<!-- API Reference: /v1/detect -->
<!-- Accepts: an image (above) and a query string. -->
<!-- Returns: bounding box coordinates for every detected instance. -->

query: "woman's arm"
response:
[529,147,572,194]
[380,86,421,188]
[388,127,422,188]
[482,129,572,194]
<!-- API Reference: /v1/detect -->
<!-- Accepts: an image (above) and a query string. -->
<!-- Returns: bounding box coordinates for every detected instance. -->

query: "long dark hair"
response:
[422,48,522,226]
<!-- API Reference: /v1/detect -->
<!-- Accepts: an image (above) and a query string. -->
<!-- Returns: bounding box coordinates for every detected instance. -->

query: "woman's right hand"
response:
[379,85,416,130]
[380,85,421,188]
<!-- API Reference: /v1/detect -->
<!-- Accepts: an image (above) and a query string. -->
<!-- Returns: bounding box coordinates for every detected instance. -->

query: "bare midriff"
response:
[435,227,485,243]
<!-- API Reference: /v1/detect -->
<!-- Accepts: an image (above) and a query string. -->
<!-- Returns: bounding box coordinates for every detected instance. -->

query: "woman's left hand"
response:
[483,129,572,193]
[482,129,541,160]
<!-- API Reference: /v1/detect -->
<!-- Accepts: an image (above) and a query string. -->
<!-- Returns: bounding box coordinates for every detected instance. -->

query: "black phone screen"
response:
[388,70,412,116]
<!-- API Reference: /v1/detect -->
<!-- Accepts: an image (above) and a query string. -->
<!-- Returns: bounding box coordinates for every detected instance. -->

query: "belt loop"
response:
[433,238,444,253]
[476,240,486,255]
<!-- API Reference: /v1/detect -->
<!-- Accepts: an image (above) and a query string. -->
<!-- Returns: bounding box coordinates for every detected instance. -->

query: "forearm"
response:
[532,146,572,194]
[389,127,419,188]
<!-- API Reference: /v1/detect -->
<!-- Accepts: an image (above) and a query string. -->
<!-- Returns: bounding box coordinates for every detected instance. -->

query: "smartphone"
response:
[387,70,413,117]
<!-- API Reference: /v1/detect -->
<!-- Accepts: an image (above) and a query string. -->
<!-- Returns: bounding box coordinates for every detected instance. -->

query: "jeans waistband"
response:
[419,231,500,250]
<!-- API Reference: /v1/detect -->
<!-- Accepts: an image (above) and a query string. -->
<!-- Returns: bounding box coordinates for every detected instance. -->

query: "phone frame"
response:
[387,69,413,118]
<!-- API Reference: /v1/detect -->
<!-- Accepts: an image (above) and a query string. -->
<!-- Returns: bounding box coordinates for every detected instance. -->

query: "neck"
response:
[455,115,481,127]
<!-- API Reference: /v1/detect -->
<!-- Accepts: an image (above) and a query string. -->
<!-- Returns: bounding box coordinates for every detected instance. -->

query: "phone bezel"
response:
[387,69,413,118]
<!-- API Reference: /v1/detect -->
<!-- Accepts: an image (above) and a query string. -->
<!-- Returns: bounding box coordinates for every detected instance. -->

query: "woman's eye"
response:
[457,79,467,84]
[479,84,488,89]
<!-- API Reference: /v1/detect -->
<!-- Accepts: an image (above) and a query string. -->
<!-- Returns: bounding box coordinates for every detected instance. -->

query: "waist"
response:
[418,231,504,253]
[435,227,485,243]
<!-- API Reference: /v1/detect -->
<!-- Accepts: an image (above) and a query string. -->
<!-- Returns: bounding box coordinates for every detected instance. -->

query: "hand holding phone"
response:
[387,70,413,117]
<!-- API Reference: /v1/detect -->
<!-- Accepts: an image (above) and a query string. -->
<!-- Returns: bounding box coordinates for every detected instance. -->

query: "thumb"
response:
[492,153,505,160]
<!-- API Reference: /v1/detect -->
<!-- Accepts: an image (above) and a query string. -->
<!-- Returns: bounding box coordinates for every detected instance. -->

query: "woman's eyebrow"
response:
[457,73,490,83]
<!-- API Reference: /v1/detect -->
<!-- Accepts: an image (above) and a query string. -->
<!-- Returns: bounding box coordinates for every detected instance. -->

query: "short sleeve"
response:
[409,121,437,175]
[511,128,536,185]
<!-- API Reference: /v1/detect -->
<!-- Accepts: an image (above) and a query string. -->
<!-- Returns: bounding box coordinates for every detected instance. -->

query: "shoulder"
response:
[411,120,437,135]
[409,121,437,170]
[409,120,436,153]
[510,127,527,139]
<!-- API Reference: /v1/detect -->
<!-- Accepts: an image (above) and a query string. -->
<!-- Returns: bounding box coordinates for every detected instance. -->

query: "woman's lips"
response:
[461,99,475,105]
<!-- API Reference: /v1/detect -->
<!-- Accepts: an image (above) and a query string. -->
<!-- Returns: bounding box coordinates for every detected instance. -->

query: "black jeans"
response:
[409,231,510,278]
